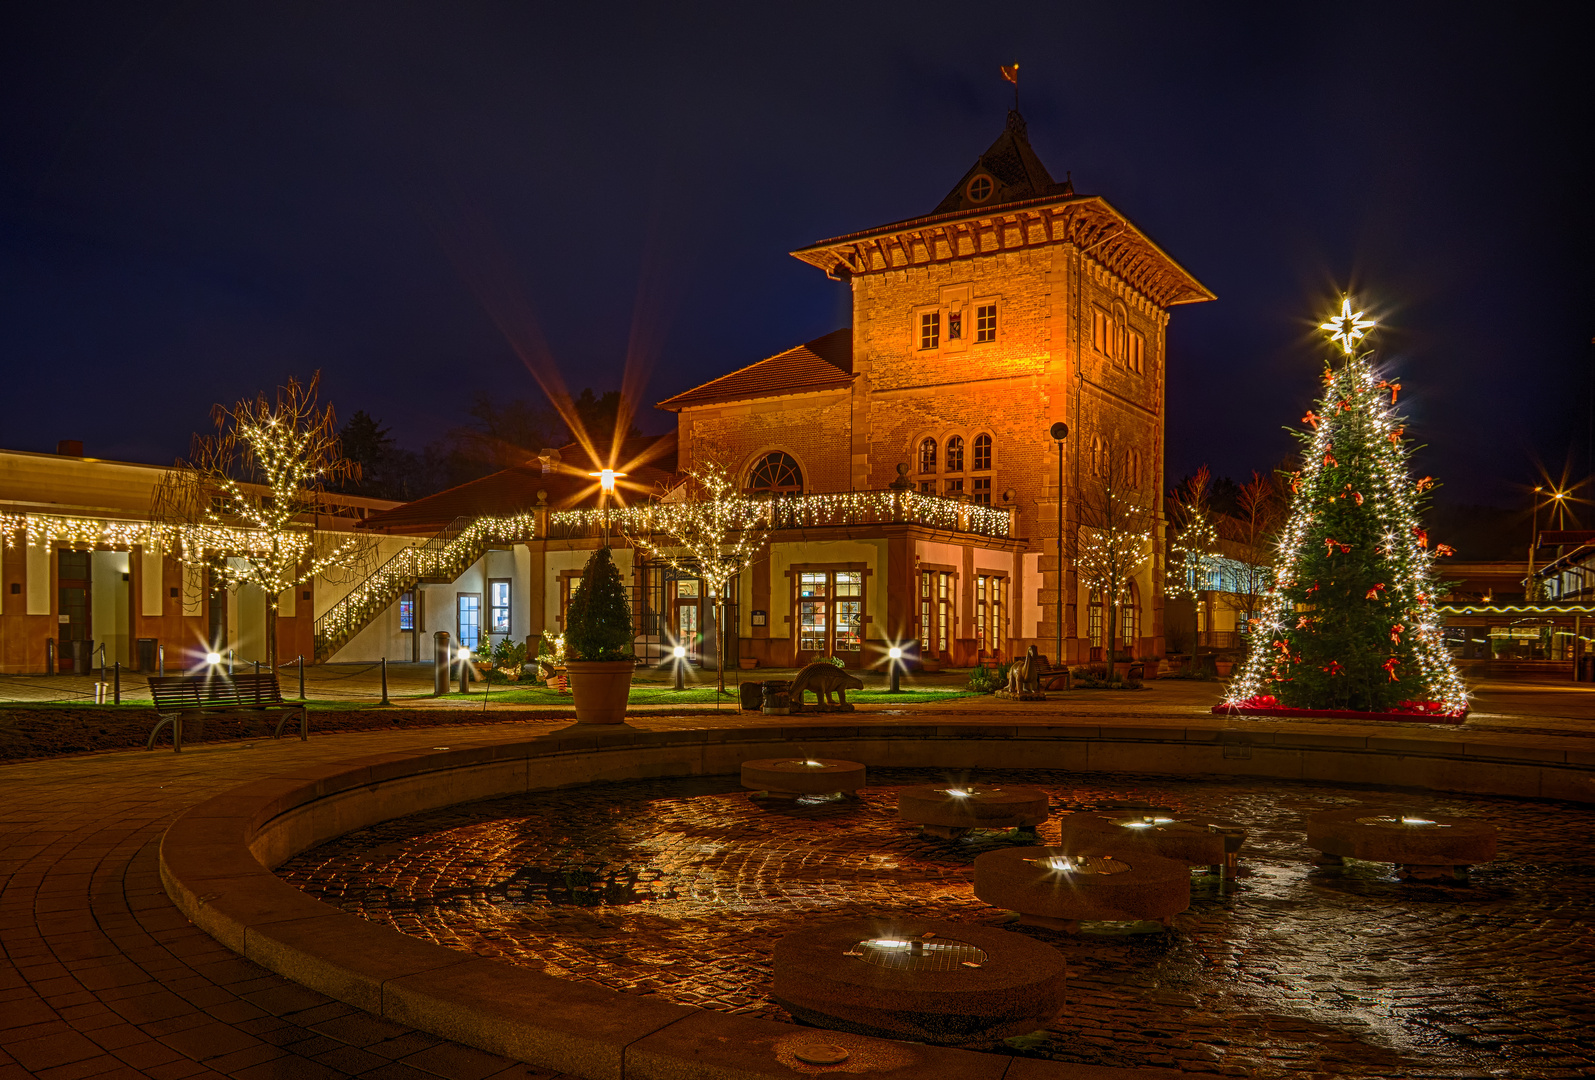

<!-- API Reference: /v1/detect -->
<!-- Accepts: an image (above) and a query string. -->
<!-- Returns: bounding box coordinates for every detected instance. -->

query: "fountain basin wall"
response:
[159,720,1595,1080]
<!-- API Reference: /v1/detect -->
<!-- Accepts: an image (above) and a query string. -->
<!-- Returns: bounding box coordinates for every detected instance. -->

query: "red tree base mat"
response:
[1211,702,1467,725]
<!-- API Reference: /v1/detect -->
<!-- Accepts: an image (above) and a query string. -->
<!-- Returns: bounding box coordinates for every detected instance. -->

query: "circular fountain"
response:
[770,917,1066,1045]
[896,784,1049,839]
[1056,811,1249,876]
[740,756,865,799]
[1306,806,1498,879]
[973,845,1190,932]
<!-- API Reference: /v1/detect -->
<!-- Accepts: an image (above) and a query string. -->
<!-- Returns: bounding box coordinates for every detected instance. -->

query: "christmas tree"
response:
[1222,298,1468,717]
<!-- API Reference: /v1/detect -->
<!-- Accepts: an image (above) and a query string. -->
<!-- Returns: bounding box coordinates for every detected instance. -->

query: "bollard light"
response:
[457,647,472,694]
[672,644,686,691]
[887,645,903,694]
[205,651,222,666]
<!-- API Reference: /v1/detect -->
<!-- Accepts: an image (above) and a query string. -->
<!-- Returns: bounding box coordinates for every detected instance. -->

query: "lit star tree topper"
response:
[1222,297,1468,716]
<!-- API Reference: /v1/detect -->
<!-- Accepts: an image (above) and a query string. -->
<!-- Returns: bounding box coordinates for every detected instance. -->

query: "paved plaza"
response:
[1,683,1592,1078]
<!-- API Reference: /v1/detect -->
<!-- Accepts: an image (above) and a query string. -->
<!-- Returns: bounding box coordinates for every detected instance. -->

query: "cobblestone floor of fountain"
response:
[276,769,1595,1078]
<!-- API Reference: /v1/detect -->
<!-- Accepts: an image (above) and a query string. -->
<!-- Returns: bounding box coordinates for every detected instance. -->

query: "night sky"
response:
[3,2,1591,514]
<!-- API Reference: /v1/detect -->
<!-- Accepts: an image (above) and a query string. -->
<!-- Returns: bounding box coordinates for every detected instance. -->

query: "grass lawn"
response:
[467,684,985,706]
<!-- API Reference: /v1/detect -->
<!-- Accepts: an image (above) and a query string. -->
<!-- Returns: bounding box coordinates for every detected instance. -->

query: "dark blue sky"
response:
[2,2,1590,509]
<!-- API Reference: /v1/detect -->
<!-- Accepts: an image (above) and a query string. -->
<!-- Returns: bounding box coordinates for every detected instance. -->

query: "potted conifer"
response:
[564,547,635,723]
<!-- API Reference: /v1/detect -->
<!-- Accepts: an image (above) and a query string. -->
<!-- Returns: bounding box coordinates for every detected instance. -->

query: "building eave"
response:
[790,194,1214,310]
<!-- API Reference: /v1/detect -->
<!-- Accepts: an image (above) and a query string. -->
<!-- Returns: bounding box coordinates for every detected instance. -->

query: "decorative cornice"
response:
[791,195,1214,310]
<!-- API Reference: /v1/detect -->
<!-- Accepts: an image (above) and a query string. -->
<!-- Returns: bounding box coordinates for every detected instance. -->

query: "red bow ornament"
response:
[1389,623,1405,643]
[1435,543,1456,557]
[1383,657,1400,681]
[1412,526,1428,548]
[1365,583,1386,600]
[1302,411,1320,429]
[1323,660,1344,675]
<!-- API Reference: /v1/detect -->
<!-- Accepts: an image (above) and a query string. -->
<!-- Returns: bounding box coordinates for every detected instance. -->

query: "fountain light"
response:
[1400,816,1436,826]
[945,788,972,798]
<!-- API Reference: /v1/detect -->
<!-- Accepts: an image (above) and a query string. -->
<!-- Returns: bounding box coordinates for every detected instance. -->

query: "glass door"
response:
[672,578,701,661]
[57,549,90,672]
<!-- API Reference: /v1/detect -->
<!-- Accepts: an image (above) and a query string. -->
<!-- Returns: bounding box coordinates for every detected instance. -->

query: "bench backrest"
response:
[148,672,286,711]
[231,672,287,705]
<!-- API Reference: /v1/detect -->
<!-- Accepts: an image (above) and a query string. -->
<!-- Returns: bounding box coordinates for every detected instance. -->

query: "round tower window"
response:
[966,175,994,202]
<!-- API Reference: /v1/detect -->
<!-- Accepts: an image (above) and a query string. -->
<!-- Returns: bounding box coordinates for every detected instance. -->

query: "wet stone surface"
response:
[276,769,1595,1078]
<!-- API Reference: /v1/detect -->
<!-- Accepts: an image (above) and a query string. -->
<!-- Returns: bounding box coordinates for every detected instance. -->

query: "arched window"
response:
[1121,586,1137,645]
[1113,302,1129,361]
[1088,590,1103,648]
[973,433,992,471]
[918,437,938,474]
[745,452,803,495]
[1091,436,1103,477]
[945,435,964,473]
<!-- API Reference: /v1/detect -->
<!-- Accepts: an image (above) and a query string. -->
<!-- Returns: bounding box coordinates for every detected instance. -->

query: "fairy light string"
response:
[1223,298,1468,716]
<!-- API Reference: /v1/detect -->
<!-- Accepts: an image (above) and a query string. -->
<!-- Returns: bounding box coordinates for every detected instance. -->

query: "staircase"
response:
[312,515,532,661]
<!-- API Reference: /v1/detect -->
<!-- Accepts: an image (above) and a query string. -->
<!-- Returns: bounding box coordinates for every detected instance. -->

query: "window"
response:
[1088,591,1103,649]
[966,174,993,202]
[973,433,992,471]
[796,569,865,660]
[1092,308,1111,354]
[918,480,936,495]
[1127,330,1146,374]
[457,594,481,651]
[976,304,997,343]
[918,437,938,474]
[975,575,1006,657]
[489,579,511,634]
[972,476,992,505]
[919,570,954,655]
[945,435,964,473]
[947,307,962,340]
[558,571,583,630]
[399,591,415,631]
[1091,436,1103,477]
[1122,588,1137,645]
[919,311,940,350]
[746,451,803,495]
[944,477,964,497]
[1113,304,1129,361]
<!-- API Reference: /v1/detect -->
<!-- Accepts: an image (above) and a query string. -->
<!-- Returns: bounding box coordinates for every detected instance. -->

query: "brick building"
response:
[659,110,1212,668]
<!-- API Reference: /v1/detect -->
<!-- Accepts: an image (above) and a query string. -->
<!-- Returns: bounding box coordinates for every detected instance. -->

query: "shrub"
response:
[564,547,634,661]
[966,662,1011,693]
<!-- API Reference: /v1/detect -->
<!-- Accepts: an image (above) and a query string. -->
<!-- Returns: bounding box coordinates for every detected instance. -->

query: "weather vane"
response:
[1319,296,1376,356]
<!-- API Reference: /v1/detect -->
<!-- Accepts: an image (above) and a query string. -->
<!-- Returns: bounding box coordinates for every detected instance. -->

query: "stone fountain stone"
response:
[896,784,1049,839]
[1056,811,1249,877]
[740,756,865,799]
[771,917,1066,1045]
[974,845,1191,932]
[1306,807,1498,880]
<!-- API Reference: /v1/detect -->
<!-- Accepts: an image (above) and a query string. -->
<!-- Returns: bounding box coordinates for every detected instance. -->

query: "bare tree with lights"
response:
[1223,470,1287,630]
[1075,432,1156,674]
[1167,465,1221,602]
[624,460,770,693]
[156,373,374,668]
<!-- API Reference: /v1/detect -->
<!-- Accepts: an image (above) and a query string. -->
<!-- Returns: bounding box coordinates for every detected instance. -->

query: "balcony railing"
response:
[546,490,1014,542]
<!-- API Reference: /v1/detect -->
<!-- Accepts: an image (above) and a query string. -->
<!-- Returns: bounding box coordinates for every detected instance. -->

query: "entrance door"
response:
[57,549,90,672]
[671,579,701,660]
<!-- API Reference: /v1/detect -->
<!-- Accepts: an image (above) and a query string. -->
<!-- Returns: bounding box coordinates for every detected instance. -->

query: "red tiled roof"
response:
[360,434,677,535]
[656,329,852,411]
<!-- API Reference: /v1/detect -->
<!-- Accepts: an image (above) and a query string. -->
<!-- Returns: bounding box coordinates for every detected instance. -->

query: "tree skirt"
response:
[1212,695,1467,725]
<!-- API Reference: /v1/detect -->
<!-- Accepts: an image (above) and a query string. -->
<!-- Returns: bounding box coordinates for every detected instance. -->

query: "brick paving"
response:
[0,724,594,1079]
[278,769,1595,1079]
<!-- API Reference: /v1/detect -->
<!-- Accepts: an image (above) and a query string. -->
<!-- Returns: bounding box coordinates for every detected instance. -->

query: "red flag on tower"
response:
[1000,63,1019,84]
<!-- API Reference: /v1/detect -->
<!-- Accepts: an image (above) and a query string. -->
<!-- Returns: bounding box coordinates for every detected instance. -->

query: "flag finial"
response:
[1000,63,1019,110]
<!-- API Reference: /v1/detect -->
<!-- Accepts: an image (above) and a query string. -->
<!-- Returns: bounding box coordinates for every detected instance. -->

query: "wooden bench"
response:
[146,672,308,752]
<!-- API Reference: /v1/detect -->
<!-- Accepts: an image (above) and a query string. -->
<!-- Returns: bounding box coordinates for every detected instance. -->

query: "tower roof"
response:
[931,110,1072,215]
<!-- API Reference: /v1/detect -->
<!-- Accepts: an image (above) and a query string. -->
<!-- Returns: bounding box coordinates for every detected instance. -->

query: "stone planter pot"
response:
[1214,660,1234,677]
[566,660,634,724]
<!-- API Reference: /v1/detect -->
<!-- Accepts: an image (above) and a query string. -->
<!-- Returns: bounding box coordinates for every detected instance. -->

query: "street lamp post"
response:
[1050,422,1069,666]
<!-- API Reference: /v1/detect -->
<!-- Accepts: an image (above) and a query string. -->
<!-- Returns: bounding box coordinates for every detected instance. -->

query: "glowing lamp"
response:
[588,468,626,493]
[802,759,822,767]
[1400,816,1436,826]
[204,651,222,666]
[672,645,686,659]
[457,647,473,661]
[945,788,971,798]
[888,646,902,660]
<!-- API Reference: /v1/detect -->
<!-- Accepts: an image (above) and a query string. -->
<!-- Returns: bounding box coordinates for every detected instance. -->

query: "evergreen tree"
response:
[1224,299,1467,716]
[564,546,635,661]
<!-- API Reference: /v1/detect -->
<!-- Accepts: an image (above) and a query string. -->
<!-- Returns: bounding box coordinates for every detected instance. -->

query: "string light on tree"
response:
[1222,295,1468,717]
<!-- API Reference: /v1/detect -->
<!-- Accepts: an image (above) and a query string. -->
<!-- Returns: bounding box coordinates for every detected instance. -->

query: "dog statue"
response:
[999,645,1047,700]
[788,661,864,712]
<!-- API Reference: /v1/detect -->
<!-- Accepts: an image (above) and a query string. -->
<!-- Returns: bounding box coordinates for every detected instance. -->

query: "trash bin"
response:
[136,638,158,673]
[738,681,763,712]
[1580,655,1595,683]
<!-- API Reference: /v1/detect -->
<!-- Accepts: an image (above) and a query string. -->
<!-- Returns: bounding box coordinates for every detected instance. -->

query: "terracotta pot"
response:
[566,660,634,724]
[1214,661,1234,676]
